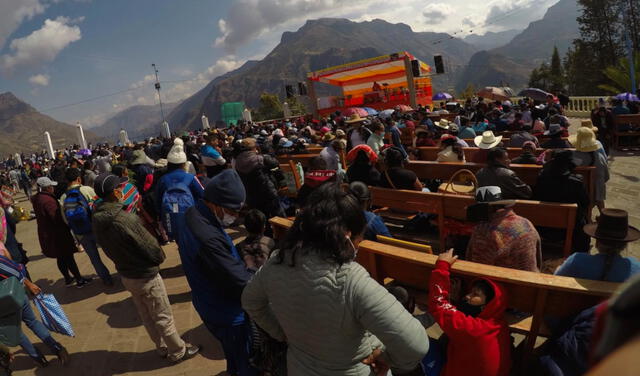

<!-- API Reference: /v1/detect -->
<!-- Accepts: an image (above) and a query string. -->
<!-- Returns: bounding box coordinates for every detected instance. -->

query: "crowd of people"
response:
[0,93,638,375]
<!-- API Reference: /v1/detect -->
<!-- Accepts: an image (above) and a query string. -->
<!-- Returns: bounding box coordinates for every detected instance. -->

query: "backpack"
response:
[63,188,93,235]
[161,180,195,238]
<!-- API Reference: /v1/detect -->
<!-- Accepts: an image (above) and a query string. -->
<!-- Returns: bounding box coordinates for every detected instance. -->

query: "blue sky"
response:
[1,0,558,127]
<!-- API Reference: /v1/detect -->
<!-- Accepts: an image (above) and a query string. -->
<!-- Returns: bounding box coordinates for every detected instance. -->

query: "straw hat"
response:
[584,209,640,242]
[572,127,599,152]
[435,119,451,130]
[580,119,598,132]
[345,114,365,124]
[474,131,503,149]
[323,132,336,142]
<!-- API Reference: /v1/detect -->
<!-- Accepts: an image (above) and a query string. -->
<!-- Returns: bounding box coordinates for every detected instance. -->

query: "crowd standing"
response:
[0,93,638,375]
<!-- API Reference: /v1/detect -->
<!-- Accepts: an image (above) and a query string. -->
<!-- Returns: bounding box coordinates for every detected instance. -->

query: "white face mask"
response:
[221,212,237,227]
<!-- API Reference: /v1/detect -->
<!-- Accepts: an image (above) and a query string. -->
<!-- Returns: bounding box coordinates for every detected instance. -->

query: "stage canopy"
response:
[308,51,431,98]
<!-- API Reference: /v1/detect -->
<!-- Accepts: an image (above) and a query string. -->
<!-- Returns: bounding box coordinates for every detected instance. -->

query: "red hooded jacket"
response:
[428,261,511,376]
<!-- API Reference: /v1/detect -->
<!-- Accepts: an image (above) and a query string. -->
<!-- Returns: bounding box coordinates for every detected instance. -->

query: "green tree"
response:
[254,92,283,121]
[284,95,307,117]
[528,62,551,91]
[598,52,640,93]
[458,83,477,99]
[549,46,565,92]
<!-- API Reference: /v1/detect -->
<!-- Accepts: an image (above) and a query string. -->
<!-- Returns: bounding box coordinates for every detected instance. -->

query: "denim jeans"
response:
[205,321,257,376]
[78,233,111,282]
[19,300,60,359]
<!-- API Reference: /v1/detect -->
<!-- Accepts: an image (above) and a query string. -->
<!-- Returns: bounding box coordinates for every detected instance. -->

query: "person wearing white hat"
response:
[470,131,503,163]
[572,127,610,216]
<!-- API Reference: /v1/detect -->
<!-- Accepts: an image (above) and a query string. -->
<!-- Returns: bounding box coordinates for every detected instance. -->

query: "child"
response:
[427,249,511,376]
[238,209,275,269]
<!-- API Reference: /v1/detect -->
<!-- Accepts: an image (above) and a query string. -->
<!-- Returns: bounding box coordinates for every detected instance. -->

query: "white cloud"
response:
[29,73,50,86]
[422,3,455,24]
[1,17,82,75]
[0,0,45,49]
[483,0,556,30]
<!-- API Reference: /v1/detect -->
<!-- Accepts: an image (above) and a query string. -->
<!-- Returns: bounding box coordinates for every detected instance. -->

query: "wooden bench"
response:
[276,152,347,170]
[268,217,618,362]
[417,146,547,161]
[278,160,302,197]
[405,161,596,206]
[376,235,433,254]
[462,136,569,146]
[368,186,578,256]
[613,114,640,150]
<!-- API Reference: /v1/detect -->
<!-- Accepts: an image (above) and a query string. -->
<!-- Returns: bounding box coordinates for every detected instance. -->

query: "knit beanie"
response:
[204,169,246,210]
[167,138,187,164]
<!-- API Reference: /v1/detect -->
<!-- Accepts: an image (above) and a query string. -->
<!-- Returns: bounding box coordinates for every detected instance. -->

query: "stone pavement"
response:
[7,118,640,375]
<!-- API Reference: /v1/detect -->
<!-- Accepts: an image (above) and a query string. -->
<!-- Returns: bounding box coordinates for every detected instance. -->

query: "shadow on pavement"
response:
[168,291,192,304]
[96,297,140,329]
[34,276,126,305]
[159,264,185,279]
[181,324,226,361]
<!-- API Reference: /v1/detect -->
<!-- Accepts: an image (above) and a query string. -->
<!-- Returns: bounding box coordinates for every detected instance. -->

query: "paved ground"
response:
[7,118,639,375]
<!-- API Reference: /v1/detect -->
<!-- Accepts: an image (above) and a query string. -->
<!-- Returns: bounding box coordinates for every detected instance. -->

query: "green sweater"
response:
[92,201,165,279]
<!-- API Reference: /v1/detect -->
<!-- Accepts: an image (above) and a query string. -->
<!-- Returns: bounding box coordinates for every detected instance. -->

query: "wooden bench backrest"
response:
[376,235,433,254]
[369,186,577,255]
[417,147,547,161]
[613,114,640,126]
[277,152,347,170]
[406,161,595,205]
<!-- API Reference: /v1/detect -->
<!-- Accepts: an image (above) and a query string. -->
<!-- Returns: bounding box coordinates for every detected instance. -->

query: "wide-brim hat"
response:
[475,131,503,149]
[571,127,599,152]
[346,114,365,124]
[475,186,516,207]
[435,119,451,130]
[323,132,336,142]
[583,209,640,242]
[581,119,598,132]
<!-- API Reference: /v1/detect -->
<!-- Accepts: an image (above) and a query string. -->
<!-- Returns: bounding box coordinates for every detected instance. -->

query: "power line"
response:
[40,87,144,112]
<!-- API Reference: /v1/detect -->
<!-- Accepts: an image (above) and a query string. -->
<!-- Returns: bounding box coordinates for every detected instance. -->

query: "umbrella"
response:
[362,107,379,116]
[394,104,413,113]
[477,87,511,102]
[518,88,550,101]
[616,92,640,102]
[432,92,453,101]
[342,107,369,117]
[378,109,395,119]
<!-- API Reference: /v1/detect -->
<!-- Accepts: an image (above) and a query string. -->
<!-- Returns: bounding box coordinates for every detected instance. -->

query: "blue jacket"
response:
[364,211,392,241]
[182,200,254,326]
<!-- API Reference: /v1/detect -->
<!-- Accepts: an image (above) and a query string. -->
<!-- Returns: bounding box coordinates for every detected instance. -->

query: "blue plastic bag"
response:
[33,293,74,337]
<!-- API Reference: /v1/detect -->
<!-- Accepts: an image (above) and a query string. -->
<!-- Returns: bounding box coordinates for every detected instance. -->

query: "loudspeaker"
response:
[285,85,294,98]
[298,82,308,96]
[411,60,421,77]
[434,55,445,74]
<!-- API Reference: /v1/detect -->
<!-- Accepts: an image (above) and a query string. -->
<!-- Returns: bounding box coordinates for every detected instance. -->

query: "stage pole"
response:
[403,55,418,109]
[307,77,319,119]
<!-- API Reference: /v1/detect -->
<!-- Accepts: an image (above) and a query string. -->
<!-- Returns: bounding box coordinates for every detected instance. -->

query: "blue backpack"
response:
[63,188,92,235]
[161,179,195,238]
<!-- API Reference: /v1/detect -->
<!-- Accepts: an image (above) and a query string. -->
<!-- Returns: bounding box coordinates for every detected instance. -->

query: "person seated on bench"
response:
[428,248,511,376]
[508,122,539,148]
[297,156,337,208]
[320,139,344,171]
[348,181,392,241]
[572,127,610,216]
[541,124,572,149]
[511,141,538,165]
[533,149,591,252]
[555,209,640,282]
[476,148,532,199]
[346,145,380,186]
[379,147,425,191]
[416,129,437,147]
[242,184,428,375]
[466,186,542,272]
[437,135,465,162]
[472,131,502,163]
[366,121,385,156]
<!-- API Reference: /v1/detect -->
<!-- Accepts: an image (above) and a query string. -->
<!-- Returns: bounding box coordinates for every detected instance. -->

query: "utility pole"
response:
[151,63,166,123]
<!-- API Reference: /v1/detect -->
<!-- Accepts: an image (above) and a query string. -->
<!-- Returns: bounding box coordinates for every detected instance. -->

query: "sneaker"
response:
[170,345,201,363]
[76,277,93,289]
[56,345,70,366]
[64,278,75,287]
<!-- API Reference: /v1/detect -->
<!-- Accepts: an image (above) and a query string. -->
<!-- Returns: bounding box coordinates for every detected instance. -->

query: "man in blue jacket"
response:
[182,169,257,376]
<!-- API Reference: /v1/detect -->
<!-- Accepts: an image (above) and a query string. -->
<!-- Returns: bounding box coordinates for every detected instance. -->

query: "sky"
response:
[0,0,559,128]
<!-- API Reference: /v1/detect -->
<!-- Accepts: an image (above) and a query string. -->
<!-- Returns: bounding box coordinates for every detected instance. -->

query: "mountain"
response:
[164,18,478,131]
[455,0,580,91]
[92,102,177,142]
[0,92,95,156]
[463,29,521,51]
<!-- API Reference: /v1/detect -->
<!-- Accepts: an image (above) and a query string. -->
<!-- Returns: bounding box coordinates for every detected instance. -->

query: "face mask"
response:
[458,301,483,317]
[346,236,358,258]
[215,208,237,227]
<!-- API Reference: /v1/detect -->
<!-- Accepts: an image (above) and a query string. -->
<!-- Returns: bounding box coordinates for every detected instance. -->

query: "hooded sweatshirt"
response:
[428,261,511,376]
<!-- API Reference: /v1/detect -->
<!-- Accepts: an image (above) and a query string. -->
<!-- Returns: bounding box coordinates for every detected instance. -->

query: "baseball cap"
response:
[94,173,128,199]
[36,177,58,188]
